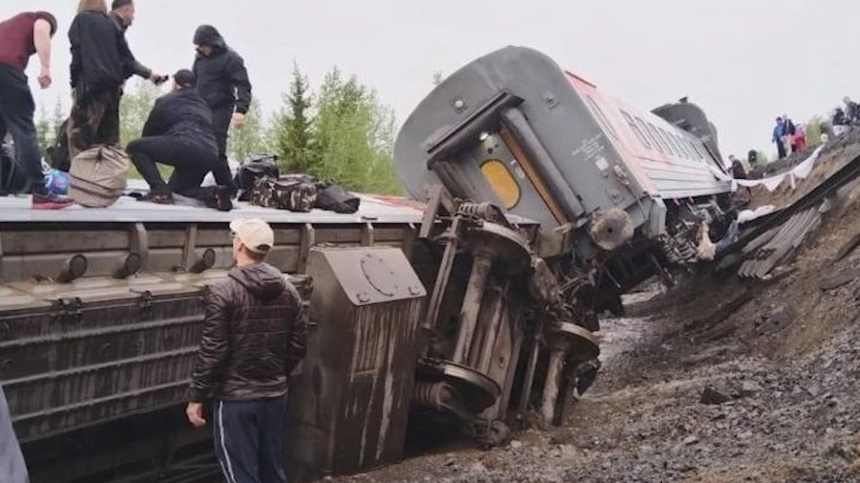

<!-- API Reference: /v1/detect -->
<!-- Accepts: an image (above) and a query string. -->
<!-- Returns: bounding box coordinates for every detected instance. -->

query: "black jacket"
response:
[192,25,252,114]
[69,10,133,97]
[188,263,307,402]
[143,88,218,152]
[109,11,151,80]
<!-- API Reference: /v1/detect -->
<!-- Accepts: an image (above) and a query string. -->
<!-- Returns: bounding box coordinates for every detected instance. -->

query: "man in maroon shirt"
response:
[0,11,71,209]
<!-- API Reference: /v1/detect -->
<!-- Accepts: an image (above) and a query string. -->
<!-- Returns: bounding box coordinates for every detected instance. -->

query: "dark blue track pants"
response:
[213,397,288,483]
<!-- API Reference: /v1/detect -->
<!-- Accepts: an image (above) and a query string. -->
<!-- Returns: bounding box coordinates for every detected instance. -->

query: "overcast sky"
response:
[4,0,858,159]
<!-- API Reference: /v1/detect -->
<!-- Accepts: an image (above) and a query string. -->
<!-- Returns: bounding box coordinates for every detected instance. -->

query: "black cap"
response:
[111,0,133,10]
[173,69,196,88]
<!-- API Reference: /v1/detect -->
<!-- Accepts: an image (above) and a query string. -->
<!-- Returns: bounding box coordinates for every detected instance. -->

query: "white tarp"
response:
[733,145,826,193]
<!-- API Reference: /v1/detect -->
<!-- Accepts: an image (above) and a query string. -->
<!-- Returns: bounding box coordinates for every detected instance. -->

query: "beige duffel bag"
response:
[69,145,129,208]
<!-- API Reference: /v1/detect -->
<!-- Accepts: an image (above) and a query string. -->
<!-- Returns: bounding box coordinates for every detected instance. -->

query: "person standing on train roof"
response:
[67,0,135,160]
[0,10,72,209]
[0,383,28,483]
[109,0,166,86]
[186,218,307,483]
[192,25,252,194]
[773,117,787,159]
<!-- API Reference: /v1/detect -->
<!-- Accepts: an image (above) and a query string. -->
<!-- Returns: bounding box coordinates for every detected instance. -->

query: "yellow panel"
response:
[481,159,521,210]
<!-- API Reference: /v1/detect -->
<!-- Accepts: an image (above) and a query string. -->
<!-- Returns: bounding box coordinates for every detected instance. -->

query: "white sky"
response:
[5,0,858,159]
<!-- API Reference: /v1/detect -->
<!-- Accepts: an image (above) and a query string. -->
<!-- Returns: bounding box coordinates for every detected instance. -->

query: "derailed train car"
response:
[394,45,733,443]
[0,45,732,483]
[396,46,733,315]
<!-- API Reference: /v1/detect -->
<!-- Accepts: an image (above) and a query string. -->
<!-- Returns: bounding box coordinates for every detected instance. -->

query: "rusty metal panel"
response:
[1,280,205,442]
[287,247,426,479]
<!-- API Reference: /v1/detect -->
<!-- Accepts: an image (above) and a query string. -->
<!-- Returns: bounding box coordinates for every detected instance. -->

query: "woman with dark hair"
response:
[67,0,133,159]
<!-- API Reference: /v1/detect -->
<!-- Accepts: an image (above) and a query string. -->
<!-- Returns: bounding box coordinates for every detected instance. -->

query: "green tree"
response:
[228,98,270,163]
[310,67,401,194]
[804,116,824,147]
[51,97,66,134]
[35,104,51,155]
[273,64,315,173]
[119,80,161,145]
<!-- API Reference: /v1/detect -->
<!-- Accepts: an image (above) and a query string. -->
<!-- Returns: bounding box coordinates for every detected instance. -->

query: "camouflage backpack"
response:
[250,177,317,213]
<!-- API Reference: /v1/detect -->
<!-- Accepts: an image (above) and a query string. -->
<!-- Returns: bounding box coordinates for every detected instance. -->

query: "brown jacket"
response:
[188,263,307,402]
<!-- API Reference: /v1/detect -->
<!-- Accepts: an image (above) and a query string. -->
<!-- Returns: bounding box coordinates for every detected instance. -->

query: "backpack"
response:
[68,145,130,208]
[235,154,279,201]
[46,119,71,172]
[250,176,317,212]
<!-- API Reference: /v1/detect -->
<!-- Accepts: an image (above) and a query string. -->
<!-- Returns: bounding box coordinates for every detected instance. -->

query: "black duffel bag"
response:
[316,183,360,214]
[235,154,279,201]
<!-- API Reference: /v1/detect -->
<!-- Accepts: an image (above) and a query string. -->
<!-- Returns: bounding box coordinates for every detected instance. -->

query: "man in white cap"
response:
[186,218,307,483]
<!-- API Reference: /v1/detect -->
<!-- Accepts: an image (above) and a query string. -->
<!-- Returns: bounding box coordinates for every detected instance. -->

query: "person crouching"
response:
[128,69,227,205]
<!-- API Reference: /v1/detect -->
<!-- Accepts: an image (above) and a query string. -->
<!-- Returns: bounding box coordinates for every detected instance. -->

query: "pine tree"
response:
[311,67,401,194]
[119,80,161,145]
[35,105,51,156]
[51,97,66,141]
[273,64,314,173]
[228,98,270,163]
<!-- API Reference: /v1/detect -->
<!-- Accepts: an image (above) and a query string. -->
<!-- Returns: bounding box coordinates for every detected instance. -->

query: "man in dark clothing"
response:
[187,218,307,483]
[67,2,134,160]
[844,97,860,125]
[1,383,28,483]
[193,25,252,192]
[109,0,165,84]
[0,11,71,209]
[128,70,226,205]
[729,154,748,180]
[772,117,787,159]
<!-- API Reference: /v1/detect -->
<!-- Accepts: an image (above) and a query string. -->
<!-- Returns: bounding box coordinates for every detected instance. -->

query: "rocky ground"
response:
[331,139,860,482]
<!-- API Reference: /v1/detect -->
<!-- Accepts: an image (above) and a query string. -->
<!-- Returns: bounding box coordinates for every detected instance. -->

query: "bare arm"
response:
[33,19,52,88]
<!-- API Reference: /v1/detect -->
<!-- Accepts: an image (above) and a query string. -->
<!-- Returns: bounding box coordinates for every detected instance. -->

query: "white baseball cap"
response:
[229,219,274,254]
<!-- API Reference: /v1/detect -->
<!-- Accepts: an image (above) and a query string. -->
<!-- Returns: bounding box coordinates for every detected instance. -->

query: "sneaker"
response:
[32,191,73,210]
[137,190,174,205]
[214,185,233,212]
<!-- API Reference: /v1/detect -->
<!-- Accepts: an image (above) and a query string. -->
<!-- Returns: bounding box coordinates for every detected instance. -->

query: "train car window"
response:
[690,139,707,159]
[619,110,651,149]
[585,96,619,141]
[646,122,671,154]
[636,118,661,152]
[657,128,681,158]
[481,159,521,209]
[661,128,686,159]
[674,133,695,159]
[686,137,705,160]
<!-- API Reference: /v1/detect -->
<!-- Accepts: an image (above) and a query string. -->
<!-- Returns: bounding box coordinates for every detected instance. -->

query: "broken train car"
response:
[394,45,733,436]
[0,45,732,483]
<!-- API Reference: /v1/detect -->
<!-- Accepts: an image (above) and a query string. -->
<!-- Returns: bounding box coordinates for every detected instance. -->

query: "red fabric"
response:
[0,12,55,71]
[794,134,807,152]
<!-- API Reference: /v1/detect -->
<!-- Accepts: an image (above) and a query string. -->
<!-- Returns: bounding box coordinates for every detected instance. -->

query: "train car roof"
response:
[0,193,426,225]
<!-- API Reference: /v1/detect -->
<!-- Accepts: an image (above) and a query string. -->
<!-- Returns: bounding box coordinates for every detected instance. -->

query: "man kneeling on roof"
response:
[128,69,230,208]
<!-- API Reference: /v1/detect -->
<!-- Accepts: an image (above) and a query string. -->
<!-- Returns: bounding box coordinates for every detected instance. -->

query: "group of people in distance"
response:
[832,96,860,135]
[0,0,252,210]
[771,115,806,160]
